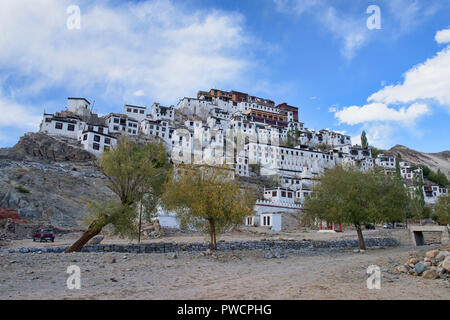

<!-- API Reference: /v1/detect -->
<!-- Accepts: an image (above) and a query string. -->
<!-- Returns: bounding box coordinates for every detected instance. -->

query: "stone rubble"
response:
[396,247,449,281]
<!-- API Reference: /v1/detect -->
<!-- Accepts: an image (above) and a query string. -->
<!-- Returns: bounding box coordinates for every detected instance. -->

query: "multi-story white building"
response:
[150,103,175,122]
[400,161,424,180]
[124,104,147,122]
[375,154,396,169]
[423,185,449,204]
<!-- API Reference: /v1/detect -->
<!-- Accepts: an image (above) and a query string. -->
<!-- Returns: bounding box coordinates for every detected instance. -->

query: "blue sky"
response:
[0,0,449,152]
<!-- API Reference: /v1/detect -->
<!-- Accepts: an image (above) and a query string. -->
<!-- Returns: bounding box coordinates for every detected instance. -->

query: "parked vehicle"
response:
[33,229,55,242]
[383,223,393,229]
[365,224,376,230]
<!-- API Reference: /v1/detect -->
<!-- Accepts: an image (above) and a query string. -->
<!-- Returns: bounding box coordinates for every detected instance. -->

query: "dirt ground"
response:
[0,230,449,300]
[1,227,412,249]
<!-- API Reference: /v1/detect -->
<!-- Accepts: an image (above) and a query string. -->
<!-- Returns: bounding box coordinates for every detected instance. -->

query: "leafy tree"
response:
[408,174,427,220]
[418,165,448,187]
[317,143,332,153]
[434,194,449,225]
[418,164,431,178]
[163,164,255,250]
[303,166,408,249]
[429,169,449,187]
[370,146,386,159]
[285,129,296,148]
[361,131,368,149]
[65,137,170,252]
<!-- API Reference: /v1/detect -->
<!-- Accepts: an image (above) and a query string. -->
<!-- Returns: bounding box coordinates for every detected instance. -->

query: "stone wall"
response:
[2,237,399,254]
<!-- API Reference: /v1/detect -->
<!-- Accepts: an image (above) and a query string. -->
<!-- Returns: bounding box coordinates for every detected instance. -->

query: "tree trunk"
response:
[209,219,217,250]
[65,215,108,253]
[355,222,366,250]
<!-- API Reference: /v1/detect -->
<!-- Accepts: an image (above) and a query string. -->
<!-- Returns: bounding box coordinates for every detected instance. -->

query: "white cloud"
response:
[133,90,145,97]
[0,0,253,104]
[335,102,430,125]
[274,0,444,59]
[436,29,450,44]
[368,29,450,110]
[0,96,42,130]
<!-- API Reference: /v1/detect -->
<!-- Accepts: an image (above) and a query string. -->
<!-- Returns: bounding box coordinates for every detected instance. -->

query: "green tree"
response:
[286,129,296,148]
[163,164,255,250]
[65,137,170,252]
[408,174,427,220]
[303,166,408,249]
[434,194,450,225]
[361,131,368,149]
[431,169,449,187]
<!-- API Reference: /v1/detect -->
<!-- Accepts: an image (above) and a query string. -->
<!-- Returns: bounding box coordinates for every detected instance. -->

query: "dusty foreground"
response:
[0,245,449,300]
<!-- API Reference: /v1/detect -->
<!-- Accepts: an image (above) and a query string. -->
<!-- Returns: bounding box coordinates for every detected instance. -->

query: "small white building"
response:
[423,185,449,204]
[150,103,175,122]
[79,129,117,154]
[105,113,139,135]
[67,97,91,117]
[375,154,396,169]
[40,114,84,139]
[124,104,147,122]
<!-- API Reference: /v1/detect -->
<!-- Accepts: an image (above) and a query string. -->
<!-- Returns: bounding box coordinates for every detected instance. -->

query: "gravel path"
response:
[0,245,448,300]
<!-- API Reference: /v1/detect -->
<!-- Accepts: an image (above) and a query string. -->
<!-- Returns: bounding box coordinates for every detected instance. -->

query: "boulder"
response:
[425,249,440,259]
[435,251,450,262]
[414,262,428,275]
[422,269,440,279]
[442,257,450,272]
[396,265,409,273]
[88,235,104,245]
[407,257,419,265]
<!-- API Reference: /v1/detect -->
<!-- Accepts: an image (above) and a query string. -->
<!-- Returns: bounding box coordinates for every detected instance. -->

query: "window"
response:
[93,143,100,150]
[127,108,131,112]
[272,191,277,197]
[67,124,75,131]
[140,110,144,114]
[98,127,104,133]
[45,118,52,123]
[113,126,119,131]
[94,135,100,142]
[83,134,87,141]
[55,123,63,130]
[113,118,119,123]
[105,138,111,145]
[281,191,286,197]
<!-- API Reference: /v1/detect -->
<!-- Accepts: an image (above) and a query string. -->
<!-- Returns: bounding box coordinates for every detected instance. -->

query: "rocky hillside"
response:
[0,132,95,162]
[0,133,113,229]
[389,145,450,179]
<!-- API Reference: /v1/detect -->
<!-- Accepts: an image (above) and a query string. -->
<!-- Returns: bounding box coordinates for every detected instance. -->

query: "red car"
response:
[33,229,55,242]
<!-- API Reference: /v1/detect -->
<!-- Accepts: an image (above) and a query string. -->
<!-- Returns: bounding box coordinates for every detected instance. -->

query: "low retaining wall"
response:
[2,237,398,254]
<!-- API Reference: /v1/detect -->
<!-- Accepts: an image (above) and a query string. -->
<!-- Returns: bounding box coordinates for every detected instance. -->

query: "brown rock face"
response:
[0,132,95,162]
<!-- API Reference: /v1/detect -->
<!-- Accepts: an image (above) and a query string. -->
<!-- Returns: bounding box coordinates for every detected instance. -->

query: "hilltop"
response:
[389,145,450,179]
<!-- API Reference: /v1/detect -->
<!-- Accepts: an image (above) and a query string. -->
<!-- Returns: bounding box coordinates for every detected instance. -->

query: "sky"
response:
[0,0,449,152]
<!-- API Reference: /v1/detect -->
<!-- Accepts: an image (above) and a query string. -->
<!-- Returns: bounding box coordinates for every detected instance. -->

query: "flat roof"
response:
[68,97,90,104]
[125,104,146,109]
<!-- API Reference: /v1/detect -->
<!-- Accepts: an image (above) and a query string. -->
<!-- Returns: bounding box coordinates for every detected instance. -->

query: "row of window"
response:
[55,122,75,131]
[127,108,145,114]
